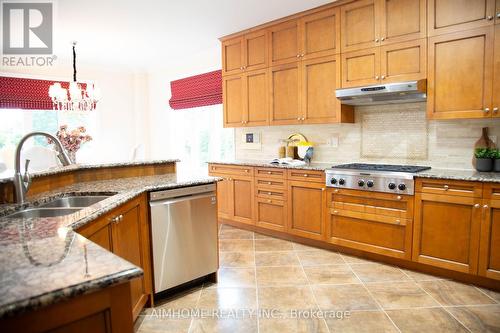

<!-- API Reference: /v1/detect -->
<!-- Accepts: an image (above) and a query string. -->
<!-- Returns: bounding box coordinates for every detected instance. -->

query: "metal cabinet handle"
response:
[333,210,338,214]
[267,181,272,185]
[396,195,402,200]
[267,171,272,174]
[334,189,339,193]
[268,192,272,195]
[244,169,249,173]
[381,37,385,41]
[301,117,305,121]
[375,75,379,80]
[493,107,499,113]
[443,185,449,190]
[381,75,386,80]
[488,15,494,20]
[297,117,301,121]
[301,53,305,57]
[497,12,500,19]
[395,219,400,224]
[321,188,325,191]
[485,108,490,113]
[267,199,272,203]
[483,204,489,209]
[375,38,379,42]
[303,174,308,177]
[474,203,480,208]
[296,54,301,58]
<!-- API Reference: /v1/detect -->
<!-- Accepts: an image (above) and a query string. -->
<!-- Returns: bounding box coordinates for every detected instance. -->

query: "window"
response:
[0,109,97,175]
[167,104,234,177]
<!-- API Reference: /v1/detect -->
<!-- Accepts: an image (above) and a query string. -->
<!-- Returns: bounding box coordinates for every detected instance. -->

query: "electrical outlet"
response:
[327,135,339,148]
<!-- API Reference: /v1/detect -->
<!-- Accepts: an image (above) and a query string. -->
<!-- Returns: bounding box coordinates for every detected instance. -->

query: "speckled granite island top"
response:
[210,160,500,183]
[0,173,219,318]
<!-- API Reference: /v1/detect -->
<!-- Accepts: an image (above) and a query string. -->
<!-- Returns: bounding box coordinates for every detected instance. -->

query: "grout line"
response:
[344,258,402,333]
[186,285,204,333]
[473,286,500,304]
[252,229,260,333]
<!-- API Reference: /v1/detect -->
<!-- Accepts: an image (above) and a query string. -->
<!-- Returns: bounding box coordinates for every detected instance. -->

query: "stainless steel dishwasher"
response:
[149,184,218,293]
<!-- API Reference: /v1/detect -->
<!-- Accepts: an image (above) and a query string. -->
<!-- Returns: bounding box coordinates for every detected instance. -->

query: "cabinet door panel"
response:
[269,20,300,66]
[381,39,426,83]
[428,0,495,36]
[245,31,267,71]
[341,0,379,52]
[245,69,268,126]
[256,198,286,232]
[88,225,112,251]
[270,63,300,124]
[427,27,494,119]
[341,47,380,88]
[232,176,254,224]
[412,193,481,274]
[223,75,244,127]
[380,0,426,44]
[222,38,243,76]
[301,55,341,123]
[301,8,340,59]
[493,25,500,117]
[287,181,325,240]
[214,176,232,219]
[479,199,500,280]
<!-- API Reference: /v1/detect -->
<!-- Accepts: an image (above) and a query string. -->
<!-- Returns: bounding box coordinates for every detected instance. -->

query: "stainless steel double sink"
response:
[6,195,111,219]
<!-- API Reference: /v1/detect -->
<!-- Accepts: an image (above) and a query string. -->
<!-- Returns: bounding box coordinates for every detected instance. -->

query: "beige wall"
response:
[235,103,500,170]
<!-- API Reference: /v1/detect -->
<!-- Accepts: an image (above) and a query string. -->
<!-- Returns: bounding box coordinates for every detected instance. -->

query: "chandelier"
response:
[48,41,100,111]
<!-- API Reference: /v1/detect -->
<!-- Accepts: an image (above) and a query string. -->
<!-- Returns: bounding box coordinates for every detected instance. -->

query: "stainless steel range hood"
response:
[336,80,427,106]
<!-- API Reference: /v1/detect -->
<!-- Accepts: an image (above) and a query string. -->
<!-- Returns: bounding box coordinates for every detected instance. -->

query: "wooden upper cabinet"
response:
[412,192,482,274]
[380,0,426,44]
[222,37,243,76]
[341,0,379,52]
[244,69,268,126]
[299,7,340,60]
[380,38,426,83]
[493,25,500,117]
[223,75,244,127]
[428,0,496,36]
[269,20,300,66]
[269,63,301,124]
[427,27,494,119]
[341,47,381,88]
[244,31,268,71]
[301,55,347,124]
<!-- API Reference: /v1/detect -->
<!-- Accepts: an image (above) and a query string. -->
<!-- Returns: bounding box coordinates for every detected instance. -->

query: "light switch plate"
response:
[241,132,261,150]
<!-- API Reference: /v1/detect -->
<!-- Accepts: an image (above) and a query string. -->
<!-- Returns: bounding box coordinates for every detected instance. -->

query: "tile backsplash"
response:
[234,103,500,170]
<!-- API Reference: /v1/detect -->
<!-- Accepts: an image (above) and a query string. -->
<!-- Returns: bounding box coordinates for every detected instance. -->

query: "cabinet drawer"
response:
[208,164,253,176]
[256,188,287,201]
[287,169,325,183]
[256,178,286,189]
[483,183,500,200]
[415,178,483,197]
[255,197,287,232]
[255,167,286,179]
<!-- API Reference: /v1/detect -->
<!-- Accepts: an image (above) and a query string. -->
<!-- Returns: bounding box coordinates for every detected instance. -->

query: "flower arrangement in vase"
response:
[49,125,92,163]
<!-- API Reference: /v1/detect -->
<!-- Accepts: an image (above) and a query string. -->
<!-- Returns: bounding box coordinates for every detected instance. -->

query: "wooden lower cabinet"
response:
[412,192,482,274]
[231,175,255,224]
[214,176,232,219]
[77,194,152,321]
[255,198,287,232]
[325,189,413,259]
[287,180,326,240]
[479,189,500,280]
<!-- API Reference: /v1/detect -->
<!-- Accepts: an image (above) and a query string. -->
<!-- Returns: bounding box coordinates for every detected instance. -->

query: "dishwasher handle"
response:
[149,192,216,207]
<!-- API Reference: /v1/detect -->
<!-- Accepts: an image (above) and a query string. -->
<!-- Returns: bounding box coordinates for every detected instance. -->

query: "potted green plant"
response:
[475,147,494,172]
[492,148,500,172]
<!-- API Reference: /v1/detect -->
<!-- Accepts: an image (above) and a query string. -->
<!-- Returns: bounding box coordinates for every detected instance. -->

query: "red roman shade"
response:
[0,76,88,110]
[169,70,222,110]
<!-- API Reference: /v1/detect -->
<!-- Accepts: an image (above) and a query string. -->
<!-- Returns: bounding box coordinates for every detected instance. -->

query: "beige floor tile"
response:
[477,287,500,303]
[138,317,193,333]
[197,287,257,310]
[190,317,257,333]
[216,268,256,288]
[366,281,440,309]
[219,224,237,231]
[154,287,202,310]
[312,284,380,311]
[219,239,254,252]
[418,280,496,306]
[259,317,329,333]
[446,304,500,333]
[219,228,254,240]
[219,252,255,268]
[255,251,300,266]
[255,239,294,251]
[303,264,360,285]
[256,266,308,286]
[254,233,275,240]
[350,263,410,283]
[292,242,322,251]
[386,308,469,333]
[325,310,398,333]
[339,253,375,264]
[400,268,446,282]
[296,250,344,266]
[258,286,317,312]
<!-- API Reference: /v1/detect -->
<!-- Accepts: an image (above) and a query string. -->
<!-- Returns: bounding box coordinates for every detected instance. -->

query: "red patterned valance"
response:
[169,70,222,110]
[0,76,87,110]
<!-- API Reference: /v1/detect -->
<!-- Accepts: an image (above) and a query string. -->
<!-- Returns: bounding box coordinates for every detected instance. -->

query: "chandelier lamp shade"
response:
[48,41,100,111]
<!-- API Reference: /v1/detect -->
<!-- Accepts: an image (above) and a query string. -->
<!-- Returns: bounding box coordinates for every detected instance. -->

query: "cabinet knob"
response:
[333,210,338,214]
[497,12,500,19]
[267,199,272,203]
[240,66,244,70]
[493,107,499,113]
[484,108,490,113]
[267,171,272,174]
[483,204,489,209]
[395,219,400,224]
[268,192,272,195]
[443,185,449,190]
[301,53,305,57]
[303,174,308,177]
[474,203,480,208]
[487,15,494,20]
[296,54,301,58]
[321,188,325,191]
[244,169,249,173]
[381,75,386,80]
[396,195,402,200]
[268,181,272,185]
[381,37,385,41]
[375,76,379,80]
[334,189,339,193]
[297,117,301,121]
[301,117,305,121]
[375,38,379,42]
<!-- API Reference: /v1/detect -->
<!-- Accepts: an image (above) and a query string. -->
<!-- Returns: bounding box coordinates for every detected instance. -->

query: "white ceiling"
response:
[54,0,335,71]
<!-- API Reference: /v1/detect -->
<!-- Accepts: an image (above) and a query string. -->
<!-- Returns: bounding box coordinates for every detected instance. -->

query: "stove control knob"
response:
[398,183,407,191]
[358,179,365,187]
[367,180,374,188]
[388,183,396,190]
[339,178,346,185]
[330,178,337,185]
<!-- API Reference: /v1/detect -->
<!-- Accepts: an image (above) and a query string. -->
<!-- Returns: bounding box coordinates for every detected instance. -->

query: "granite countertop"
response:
[0,159,180,184]
[210,160,500,183]
[0,172,219,318]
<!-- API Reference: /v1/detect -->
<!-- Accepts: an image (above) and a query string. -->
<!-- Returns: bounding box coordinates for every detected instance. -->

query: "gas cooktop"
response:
[331,163,431,173]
